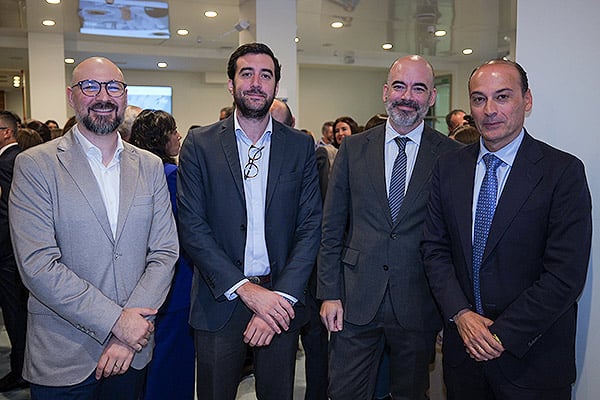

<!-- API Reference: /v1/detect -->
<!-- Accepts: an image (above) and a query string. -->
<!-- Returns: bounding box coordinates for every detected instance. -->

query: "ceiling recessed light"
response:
[42,19,56,26]
[157,62,168,68]
[177,29,189,36]
[382,43,393,50]
[434,30,447,37]
[462,48,473,55]
[331,21,344,29]
[46,0,60,4]
[295,37,299,43]
[64,58,75,64]
[204,11,217,18]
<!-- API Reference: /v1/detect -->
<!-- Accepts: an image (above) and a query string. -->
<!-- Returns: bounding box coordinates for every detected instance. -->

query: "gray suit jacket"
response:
[317,124,460,331]
[9,131,178,386]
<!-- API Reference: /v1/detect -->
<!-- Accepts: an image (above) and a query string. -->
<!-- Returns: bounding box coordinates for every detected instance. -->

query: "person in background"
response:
[445,109,466,135]
[62,115,77,134]
[0,110,28,392]
[178,42,321,400]
[130,109,194,400]
[219,105,234,120]
[45,119,60,130]
[269,98,295,128]
[421,59,592,400]
[118,105,142,142]
[332,116,359,148]
[9,56,178,400]
[16,128,43,150]
[318,55,459,399]
[317,121,334,148]
[25,120,51,142]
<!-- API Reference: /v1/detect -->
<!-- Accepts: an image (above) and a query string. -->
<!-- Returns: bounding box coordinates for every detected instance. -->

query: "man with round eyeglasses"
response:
[9,56,178,399]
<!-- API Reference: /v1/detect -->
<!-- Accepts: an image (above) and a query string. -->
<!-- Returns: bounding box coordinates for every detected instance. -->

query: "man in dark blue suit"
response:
[0,110,28,392]
[178,43,322,400]
[421,59,592,399]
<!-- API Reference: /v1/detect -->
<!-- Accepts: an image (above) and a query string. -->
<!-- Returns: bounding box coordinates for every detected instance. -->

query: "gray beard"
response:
[81,113,122,135]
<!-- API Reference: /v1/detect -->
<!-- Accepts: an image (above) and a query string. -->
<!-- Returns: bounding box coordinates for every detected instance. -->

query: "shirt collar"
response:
[73,124,124,161]
[477,128,525,167]
[385,120,424,146]
[233,109,273,146]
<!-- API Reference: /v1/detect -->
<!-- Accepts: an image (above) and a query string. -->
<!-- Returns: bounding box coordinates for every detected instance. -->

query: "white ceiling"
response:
[0,0,516,90]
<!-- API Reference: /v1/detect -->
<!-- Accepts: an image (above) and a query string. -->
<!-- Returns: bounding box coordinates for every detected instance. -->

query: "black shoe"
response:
[0,372,29,392]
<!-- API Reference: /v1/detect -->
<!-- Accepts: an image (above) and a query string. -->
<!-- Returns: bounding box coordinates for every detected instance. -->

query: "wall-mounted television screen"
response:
[127,85,172,114]
[78,0,170,39]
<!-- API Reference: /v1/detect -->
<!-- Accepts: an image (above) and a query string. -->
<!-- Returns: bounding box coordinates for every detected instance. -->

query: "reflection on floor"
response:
[0,318,445,400]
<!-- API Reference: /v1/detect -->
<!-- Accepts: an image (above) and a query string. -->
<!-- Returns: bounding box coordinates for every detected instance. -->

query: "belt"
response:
[246,274,271,285]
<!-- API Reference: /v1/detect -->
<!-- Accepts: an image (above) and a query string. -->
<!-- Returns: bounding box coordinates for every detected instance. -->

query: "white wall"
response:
[516,1,600,398]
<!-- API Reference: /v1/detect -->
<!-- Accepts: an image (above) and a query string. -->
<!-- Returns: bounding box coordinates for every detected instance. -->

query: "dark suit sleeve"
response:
[421,158,472,320]
[317,139,350,301]
[315,146,331,202]
[490,157,592,358]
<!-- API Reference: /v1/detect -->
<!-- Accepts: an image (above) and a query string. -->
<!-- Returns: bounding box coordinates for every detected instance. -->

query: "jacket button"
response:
[383,265,389,271]
[390,233,398,239]
[240,224,246,231]
[235,260,242,266]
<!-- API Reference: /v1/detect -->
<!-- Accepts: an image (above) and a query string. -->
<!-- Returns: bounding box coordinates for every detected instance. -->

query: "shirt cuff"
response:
[275,291,297,306]
[225,279,249,300]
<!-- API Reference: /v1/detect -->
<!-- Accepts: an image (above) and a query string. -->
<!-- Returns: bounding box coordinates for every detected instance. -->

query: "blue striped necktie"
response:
[472,153,503,314]
[389,137,410,223]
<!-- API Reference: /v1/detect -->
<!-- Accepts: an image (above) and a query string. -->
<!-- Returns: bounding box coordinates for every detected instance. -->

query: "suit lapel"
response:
[364,128,392,226]
[115,145,138,243]
[483,133,543,263]
[266,124,285,211]
[453,144,478,277]
[393,127,438,227]
[219,120,245,202]
[56,132,114,243]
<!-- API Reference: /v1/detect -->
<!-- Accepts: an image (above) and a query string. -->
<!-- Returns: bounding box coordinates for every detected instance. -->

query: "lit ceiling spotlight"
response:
[331,21,344,28]
[42,19,56,26]
[295,37,300,43]
[157,62,168,68]
[46,0,61,4]
[204,11,218,18]
[13,76,21,88]
[177,29,189,36]
[434,30,447,37]
[64,58,75,64]
[462,48,473,55]
[382,43,393,50]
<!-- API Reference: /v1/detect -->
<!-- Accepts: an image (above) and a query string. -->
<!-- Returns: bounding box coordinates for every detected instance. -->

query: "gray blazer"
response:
[9,131,178,386]
[317,124,460,331]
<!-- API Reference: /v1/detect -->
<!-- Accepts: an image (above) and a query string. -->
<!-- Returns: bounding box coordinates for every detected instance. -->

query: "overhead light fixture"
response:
[434,30,447,37]
[42,19,56,26]
[13,76,21,88]
[64,58,75,64]
[295,37,300,43]
[331,21,344,28]
[46,0,61,4]
[204,11,217,18]
[157,62,168,68]
[462,48,473,55]
[177,29,189,36]
[382,43,393,50]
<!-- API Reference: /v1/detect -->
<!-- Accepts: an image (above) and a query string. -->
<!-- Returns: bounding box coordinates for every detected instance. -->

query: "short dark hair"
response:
[445,109,465,129]
[26,120,51,142]
[0,110,19,137]
[470,59,529,94]
[227,43,281,83]
[130,109,177,165]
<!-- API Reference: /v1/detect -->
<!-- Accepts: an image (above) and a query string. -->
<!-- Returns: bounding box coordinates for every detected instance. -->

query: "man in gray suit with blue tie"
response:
[9,56,178,399]
[318,55,459,399]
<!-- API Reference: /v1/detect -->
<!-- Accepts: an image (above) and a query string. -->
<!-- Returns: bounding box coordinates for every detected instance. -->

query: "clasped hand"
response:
[455,310,505,361]
[111,307,157,352]
[237,282,295,334]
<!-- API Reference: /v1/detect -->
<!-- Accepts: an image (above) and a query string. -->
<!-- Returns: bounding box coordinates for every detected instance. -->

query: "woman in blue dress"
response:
[130,109,194,400]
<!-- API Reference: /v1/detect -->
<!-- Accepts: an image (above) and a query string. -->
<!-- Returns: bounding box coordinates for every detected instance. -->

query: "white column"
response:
[239,0,300,126]
[27,32,67,124]
[516,1,600,399]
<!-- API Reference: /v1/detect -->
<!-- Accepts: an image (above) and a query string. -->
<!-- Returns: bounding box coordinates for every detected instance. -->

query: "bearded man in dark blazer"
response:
[318,55,459,399]
[178,43,321,400]
[421,59,592,400]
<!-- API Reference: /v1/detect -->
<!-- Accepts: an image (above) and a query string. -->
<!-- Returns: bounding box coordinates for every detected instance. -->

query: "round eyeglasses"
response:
[71,79,127,97]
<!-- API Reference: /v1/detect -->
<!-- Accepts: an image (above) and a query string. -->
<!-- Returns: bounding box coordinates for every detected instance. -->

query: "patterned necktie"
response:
[389,137,410,223]
[472,153,503,315]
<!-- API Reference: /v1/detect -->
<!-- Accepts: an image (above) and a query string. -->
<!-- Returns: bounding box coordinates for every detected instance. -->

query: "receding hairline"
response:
[387,55,435,84]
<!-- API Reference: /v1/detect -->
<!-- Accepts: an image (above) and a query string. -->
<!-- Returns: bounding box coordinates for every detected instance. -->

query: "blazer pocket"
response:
[341,247,360,269]
[133,195,153,206]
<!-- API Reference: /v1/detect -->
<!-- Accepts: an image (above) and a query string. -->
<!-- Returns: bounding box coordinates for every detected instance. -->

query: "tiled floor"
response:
[0,317,444,400]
